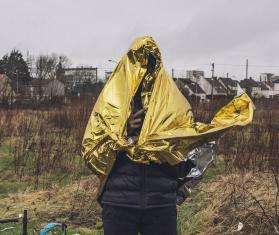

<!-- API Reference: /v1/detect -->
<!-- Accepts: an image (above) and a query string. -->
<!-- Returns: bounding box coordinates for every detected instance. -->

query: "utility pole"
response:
[211,62,215,78]
[95,67,98,82]
[246,59,248,79]
[211,63,215,102]
[195,75,198,109]
[171,68,174,79]
[16,69,19,93]
[226,72,229,96]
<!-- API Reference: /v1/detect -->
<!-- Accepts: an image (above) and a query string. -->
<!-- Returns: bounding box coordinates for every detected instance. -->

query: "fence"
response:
[0,209,28,234]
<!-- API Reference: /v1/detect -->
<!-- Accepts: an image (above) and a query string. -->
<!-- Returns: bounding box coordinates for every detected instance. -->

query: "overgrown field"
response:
[0,96,278,234]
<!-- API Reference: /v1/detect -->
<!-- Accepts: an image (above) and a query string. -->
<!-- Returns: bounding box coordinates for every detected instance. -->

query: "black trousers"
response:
[102,205,177,235]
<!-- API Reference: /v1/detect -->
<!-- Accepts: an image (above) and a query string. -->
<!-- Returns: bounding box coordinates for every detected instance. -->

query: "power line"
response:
[176,63,279,68]
[246,59,249,79]
[249,65,279,68]
[216,63,279,68]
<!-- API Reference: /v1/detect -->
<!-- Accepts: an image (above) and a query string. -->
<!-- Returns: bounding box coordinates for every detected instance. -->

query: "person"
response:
[82,36,254,235]
[100,53,195,235]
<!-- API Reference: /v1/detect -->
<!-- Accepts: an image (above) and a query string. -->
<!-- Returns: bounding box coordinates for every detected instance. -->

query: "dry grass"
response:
[0,175,102,232]
[178,168,279,234]
[0,93,278,233]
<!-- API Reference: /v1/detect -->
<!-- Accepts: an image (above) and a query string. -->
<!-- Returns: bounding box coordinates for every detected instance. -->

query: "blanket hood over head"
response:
[82,36,254,195]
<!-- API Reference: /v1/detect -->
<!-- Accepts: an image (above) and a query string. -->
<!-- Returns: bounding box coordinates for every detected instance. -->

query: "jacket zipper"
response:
[140,164,147,209]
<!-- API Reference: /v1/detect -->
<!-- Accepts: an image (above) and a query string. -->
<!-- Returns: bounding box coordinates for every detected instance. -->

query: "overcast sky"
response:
[1,0,279,79]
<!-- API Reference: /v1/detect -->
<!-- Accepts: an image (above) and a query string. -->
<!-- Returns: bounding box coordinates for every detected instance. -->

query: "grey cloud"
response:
[0,0,279,78]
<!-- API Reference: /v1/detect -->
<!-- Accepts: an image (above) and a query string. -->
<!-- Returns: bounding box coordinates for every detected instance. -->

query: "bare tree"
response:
[35,54,70,80]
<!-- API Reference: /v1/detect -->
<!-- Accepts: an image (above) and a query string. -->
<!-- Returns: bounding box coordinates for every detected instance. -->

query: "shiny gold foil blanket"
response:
[82,36,254,195]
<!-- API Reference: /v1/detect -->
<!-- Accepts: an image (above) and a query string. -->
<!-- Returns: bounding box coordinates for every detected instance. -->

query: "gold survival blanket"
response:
[82,36,254,195]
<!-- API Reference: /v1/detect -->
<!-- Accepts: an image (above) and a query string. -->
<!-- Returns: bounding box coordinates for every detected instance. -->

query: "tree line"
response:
[0,50,70,83]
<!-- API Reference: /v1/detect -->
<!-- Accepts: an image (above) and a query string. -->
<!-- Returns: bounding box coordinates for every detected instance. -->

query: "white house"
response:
[63,67,98,86]
[257,82,272,98]
[259,73,279,97]
[239,78,273,98]
[28,79,65,101]
[198,77,227,97]
[186,70,205,82]
[218,77,239,96]
[182,79,207,101]
[273,79,279,96]
[260,73,274,82]
[263,78,279,97]
[239,78,259,97]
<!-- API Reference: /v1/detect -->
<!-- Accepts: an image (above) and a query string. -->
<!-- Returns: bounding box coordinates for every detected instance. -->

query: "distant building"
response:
[240,78,275,98]
[270,75,279,83]
[199,77,227,97]
[44,79,65,100]
[260,73,279,82]
[258,82,272,98]
[63,67,98,89]
[182,79,207,101]
[264,80,274,91]
[27,79,65,101]
[272,79,279,97]
[260,73,279,94]
[261,74,279,97]
[186,70,205,83]
[260,73,274,82]
[218,77,239,96]
[239,78,261,98]
[175,78,206,101]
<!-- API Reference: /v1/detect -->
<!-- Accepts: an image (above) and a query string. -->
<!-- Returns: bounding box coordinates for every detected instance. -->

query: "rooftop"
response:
[239,78,259,88]
[257,82,269,90]
[264,80,274,88]
[218,77,238,87]
[271,76,279,82]
[204,77,227,93]
[181,79,205,94]
[64,67,97,71]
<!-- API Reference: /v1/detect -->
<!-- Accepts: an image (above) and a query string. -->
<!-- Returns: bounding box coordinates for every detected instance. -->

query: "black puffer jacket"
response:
[100,151,195,208]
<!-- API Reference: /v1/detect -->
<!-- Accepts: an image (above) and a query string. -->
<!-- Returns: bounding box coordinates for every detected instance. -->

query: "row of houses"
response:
[0,67,99,105]
[175,70,279,101]
[1,67,279,105]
